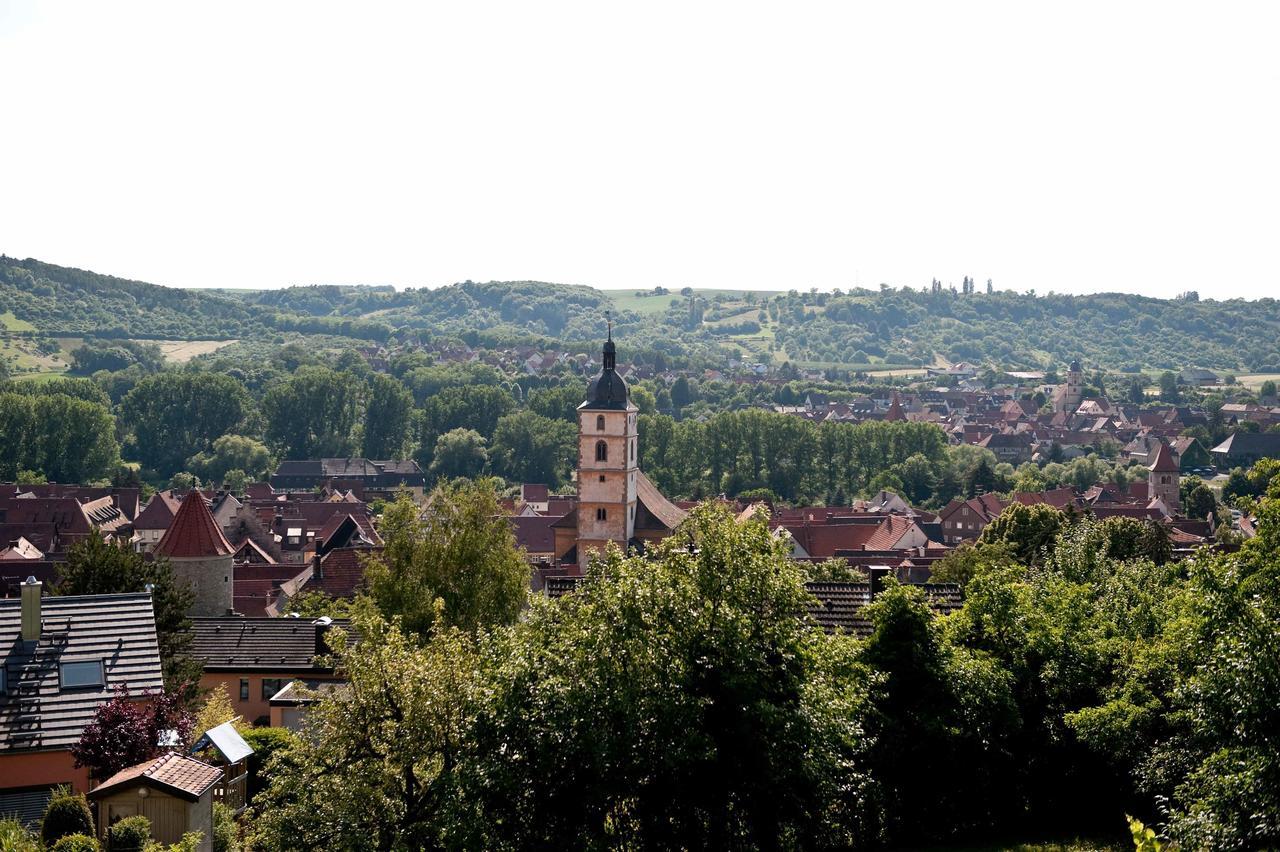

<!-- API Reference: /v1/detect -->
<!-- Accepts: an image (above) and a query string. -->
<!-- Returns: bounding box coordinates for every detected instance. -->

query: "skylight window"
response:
[60,660,105,689]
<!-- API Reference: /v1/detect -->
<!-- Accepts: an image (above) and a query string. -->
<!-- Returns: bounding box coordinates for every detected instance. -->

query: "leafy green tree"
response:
[250,611,481,851]
[978,503,1067,564]
[365,482,528,638]
[119,372,251,476]
[1155,479,1280,848]
[859,582,1017,843]
[416,385,516,468]
[473,506,878,849]
[361,373,414,459]
[927,541,1017,590]
[0,391,119,482]
[527,383,585,422]
[187,434,274,485]
[1180,475,1216,520]
[489,411,576,488]
[57,533,200,696]
[1158,371,1180,403]
[262,366,362,459]
[1261,379,1277,399]
[428,428,488,480]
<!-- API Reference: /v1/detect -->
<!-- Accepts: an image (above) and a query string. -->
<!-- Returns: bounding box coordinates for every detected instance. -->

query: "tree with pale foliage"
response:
[249,608,484,851]
[189,684,248,747]
[364,481,528,638]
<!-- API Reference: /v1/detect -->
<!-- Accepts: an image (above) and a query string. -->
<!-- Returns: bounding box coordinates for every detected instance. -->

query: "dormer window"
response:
[595,441,608,462]
[596,415,606,431]
[60,660,105,690]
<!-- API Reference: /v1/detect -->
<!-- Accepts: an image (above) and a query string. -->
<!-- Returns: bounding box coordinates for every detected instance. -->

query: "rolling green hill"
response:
[4,255,1279,373]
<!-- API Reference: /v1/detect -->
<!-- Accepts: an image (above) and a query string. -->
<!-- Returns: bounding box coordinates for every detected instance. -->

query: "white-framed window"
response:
[60,660,105,690]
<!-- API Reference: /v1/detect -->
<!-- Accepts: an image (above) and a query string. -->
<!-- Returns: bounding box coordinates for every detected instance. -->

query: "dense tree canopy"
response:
[118,371,251,476]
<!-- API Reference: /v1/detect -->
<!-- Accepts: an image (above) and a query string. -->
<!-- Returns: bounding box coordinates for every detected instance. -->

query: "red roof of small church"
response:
[1149,441,1179,473]
[155,490,233,559]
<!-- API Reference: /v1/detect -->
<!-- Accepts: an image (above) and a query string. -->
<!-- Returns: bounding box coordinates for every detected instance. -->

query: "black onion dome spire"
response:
[1069,358,1081,373]
[580,312,630,410]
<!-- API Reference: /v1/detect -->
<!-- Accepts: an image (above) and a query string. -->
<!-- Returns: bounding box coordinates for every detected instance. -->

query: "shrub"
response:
[0,817,40,852]
[107,815,152,851]
[40,788,94,847]
[50,834,98,852]
[211,803,240,852]
[241,726,297,799]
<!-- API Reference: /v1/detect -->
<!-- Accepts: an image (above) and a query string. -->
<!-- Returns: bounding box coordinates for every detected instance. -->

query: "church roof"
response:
[635,470,687,531]
[1148,441,1179,473]
[155,490,234,559]
[579,330,634,411]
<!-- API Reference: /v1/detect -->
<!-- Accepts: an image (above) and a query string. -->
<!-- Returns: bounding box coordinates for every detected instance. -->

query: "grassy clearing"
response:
[0,335,68,377]
[606,288,778,317]
[1238,373,1280,392]
[144,339,239,363]
[0,311,36,331]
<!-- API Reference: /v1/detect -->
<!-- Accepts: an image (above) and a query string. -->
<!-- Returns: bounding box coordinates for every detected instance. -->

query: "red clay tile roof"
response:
[311,546,379,599]
[155,491,233,559]
[1149,441,1179,473]
[133,490,183,531]
[88,752,222,802]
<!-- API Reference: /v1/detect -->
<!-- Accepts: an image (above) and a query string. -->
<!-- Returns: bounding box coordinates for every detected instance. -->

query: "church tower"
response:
[575,317,639,568]
[1057,358,1084,414]
[1148,440,1181,514]
[155,490,235,616]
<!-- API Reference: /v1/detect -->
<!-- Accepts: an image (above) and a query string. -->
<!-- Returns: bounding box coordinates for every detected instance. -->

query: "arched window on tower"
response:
[596,415,605,431]
[595,440,608,462]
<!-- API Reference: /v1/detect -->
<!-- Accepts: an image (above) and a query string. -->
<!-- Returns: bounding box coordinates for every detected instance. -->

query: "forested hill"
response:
[0,256,265,338]
[5,255,1280,372]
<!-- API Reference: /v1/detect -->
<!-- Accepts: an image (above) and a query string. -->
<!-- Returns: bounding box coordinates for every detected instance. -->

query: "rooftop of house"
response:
[87,752,222,802]
[542,576,963,638]
[190,616,355,672]
[0,591,163,752]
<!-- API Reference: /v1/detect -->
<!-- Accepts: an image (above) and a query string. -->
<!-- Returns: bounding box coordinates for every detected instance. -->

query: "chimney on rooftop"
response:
[21,577,41,643]
[868,566,891,600]
[313,616,334,655]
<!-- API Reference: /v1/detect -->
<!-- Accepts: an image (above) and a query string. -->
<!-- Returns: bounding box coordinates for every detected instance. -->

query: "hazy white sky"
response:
[1,2,1277,298]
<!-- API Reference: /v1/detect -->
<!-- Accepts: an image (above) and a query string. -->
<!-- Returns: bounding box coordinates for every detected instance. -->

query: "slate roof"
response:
[805,582,964,636]
[635,470,687,531]
[155,491,233,559]
[88,752,222,802]
[542,577,963,639]
[190,617,355,672]
[0,592,163,752]
[1211,432,1280,461]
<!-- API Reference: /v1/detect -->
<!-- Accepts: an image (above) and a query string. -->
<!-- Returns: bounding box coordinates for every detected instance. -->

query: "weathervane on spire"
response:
[605,309,613,341]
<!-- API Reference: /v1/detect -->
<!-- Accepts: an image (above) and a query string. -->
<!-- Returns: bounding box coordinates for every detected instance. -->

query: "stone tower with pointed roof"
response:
[155,490,235,616]
[1147,440,1180,513]
[1055,358,1084,414]
[575,316,639,568]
